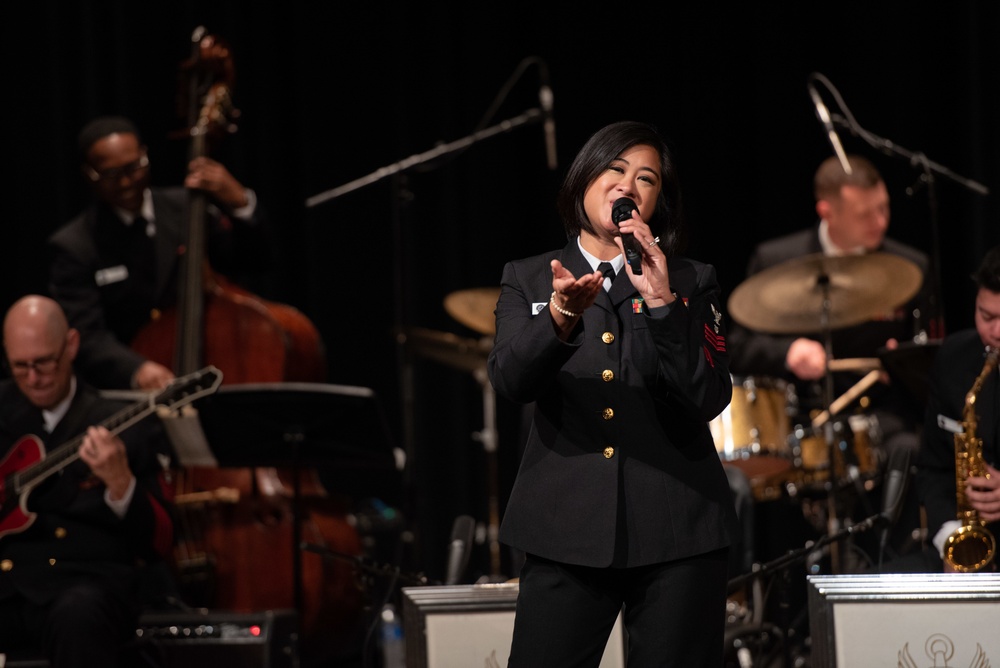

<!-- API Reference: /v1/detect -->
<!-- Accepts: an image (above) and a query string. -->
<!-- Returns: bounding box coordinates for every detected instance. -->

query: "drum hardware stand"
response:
[471,365,507,583]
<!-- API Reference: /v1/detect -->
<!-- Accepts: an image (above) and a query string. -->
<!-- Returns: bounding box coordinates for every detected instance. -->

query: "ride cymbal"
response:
[443,287,501,336]
[727,252,922,334]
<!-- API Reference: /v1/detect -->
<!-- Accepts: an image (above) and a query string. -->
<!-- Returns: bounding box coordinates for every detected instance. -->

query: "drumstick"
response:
[811,369,882,429]
[827,357,882,373]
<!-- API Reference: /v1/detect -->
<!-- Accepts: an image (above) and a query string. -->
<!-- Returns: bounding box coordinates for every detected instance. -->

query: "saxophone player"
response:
[913,244,1000,572]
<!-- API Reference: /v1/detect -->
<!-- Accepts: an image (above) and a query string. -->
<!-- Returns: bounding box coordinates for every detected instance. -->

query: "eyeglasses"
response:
[83,153,149,183]
[7,341,67,377]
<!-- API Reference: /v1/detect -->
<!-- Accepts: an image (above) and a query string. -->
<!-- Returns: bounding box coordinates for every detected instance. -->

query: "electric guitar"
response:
[0,365,222,539]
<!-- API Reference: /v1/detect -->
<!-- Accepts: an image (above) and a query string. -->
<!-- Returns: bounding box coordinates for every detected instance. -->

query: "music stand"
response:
[193,382,400,614]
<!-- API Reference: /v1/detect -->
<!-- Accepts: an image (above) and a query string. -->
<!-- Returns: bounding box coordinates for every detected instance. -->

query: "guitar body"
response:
[0,368,222,543]
[0,435,46,538]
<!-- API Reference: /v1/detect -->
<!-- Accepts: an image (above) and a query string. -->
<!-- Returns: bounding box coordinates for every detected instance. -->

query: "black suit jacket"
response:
[727,226,930,421]
[488,238,738,568]
[47,187,271,389]
[916,329,999,541]
[0,380,174,607]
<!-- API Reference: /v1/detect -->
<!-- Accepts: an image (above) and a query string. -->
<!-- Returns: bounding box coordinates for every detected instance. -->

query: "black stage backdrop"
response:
[3,3,999,587]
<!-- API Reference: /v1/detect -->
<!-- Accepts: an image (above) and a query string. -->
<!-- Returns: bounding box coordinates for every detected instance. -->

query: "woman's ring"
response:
[648,236,660,247]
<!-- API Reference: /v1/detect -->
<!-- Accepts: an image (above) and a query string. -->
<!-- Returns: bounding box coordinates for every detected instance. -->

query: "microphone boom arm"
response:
[305,107,545,208]
[828,113,989,196]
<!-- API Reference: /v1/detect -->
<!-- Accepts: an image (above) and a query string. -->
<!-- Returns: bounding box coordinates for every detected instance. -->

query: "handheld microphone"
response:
[611,197,643,275]
[444,515,476,585]
[807,74,853,175]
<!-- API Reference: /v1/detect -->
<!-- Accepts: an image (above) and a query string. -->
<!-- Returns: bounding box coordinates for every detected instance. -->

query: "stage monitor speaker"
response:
[402,583,625,668]
[807,574,1000,667]
[134,609,299,668]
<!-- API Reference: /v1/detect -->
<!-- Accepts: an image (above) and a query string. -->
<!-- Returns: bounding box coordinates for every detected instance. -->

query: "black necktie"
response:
[128,216,157,295]
[598,262,616,287]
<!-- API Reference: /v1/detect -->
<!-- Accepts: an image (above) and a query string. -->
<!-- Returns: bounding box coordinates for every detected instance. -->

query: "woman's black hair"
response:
[556,120,685,256]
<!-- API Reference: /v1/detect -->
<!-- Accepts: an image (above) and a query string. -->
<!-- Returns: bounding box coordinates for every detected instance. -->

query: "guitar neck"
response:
[19,398,158,489]
[13,366,221,495]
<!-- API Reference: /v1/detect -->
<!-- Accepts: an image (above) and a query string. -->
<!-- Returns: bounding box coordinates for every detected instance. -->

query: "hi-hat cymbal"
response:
[398,326,492,374]
[444,287,501,336]
[728,252,922,334]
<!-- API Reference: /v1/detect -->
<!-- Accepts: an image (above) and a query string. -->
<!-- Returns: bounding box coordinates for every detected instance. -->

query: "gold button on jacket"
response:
[602,369,614,382]
[602,332,615,344]
[603,447,615,459]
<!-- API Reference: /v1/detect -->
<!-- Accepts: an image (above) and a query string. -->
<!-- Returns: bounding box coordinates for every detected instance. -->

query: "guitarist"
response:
[0,295,175,667]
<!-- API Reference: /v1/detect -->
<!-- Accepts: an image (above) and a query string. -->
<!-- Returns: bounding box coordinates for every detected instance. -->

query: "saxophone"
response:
[944,346,999,572]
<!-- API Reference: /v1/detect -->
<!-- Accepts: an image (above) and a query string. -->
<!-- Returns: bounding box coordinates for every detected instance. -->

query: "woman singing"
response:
[488,120,737,666]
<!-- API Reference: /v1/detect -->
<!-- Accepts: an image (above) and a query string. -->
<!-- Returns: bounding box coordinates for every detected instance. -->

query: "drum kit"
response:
[721,251,938,667]
[719,251,927,503]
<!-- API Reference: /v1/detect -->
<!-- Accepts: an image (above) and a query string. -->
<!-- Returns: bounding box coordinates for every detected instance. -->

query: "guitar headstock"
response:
[154,366,224,413]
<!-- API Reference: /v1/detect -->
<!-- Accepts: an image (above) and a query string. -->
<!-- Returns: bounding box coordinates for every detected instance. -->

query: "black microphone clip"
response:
[611,197,643,275]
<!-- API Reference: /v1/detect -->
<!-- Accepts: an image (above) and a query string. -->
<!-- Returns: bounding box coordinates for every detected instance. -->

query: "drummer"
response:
[727,155,930,553]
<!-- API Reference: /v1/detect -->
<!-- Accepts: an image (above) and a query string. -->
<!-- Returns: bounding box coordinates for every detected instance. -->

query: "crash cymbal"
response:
[728,252,922,334]
[398,326,492,374]
[444,287,501,336]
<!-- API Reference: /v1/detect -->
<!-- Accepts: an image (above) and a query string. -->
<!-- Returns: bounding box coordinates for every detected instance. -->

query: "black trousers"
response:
[0,581,133,667]
[508,549,729,667]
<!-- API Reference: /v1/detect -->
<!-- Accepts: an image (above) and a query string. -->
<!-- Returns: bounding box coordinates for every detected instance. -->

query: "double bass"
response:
[130,28,363,641]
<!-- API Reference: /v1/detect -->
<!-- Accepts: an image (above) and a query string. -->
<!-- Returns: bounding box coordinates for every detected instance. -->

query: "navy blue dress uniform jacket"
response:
[0,380,174,608]
[916,329,999,543]
[47,187,271,389]
[488,238,738,568]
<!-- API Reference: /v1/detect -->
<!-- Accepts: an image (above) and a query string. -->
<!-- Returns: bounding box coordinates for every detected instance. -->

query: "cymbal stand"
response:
[816,270,845,573]
[472,365,505,582]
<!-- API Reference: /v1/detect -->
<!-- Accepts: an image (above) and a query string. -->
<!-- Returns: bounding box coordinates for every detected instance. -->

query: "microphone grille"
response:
[611,198,636,226]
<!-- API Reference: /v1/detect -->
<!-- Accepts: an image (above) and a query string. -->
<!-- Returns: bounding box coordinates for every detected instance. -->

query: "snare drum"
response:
[787,413,882,490]
[710,376,797,499]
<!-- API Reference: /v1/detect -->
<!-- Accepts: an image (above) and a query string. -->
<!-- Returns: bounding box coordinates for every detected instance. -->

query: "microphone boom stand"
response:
[304,108,547,585]
[727,513,882,668]
[817,72,990,338]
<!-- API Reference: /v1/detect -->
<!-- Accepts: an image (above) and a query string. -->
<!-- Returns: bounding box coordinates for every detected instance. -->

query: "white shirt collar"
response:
[576,237,624,290]
[42,375,77,433]
[113,189,155,233]
[818,219,865,256]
